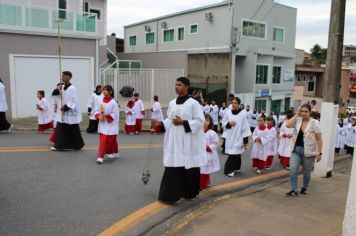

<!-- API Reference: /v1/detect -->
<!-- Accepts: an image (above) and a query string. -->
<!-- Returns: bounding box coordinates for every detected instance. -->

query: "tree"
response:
[310,44,327,64]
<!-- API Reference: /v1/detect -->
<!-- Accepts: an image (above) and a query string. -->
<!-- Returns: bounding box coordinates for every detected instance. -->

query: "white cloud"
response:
[107,0,356,51]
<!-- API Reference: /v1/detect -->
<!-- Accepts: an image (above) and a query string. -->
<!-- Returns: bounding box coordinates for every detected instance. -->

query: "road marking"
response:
[99,169,287,236]
[0,144,163,153]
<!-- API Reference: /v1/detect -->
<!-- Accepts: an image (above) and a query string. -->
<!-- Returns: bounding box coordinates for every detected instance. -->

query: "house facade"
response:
[122,0,297,114]
[0,0,107,118]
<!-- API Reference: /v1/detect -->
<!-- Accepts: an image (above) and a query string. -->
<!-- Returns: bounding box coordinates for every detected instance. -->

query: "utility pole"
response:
[314,0,346,178]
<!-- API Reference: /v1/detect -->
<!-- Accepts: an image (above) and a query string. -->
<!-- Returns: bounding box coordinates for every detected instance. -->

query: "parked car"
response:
[346,107,356,114]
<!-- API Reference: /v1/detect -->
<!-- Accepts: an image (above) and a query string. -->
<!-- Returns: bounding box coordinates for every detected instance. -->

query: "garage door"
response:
[10,55,94,118]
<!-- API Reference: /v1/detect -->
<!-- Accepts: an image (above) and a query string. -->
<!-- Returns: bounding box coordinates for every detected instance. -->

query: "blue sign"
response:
[260,89,270,97]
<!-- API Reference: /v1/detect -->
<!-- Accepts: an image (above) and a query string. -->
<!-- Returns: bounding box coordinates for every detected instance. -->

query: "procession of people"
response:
[4,73,356,204]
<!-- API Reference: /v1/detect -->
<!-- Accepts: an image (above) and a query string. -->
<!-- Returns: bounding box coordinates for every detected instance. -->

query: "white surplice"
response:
[251,127,269,161]
[209,104,219,125]
[125,107,136,126]
[87,92,102,120]
[151,101,164,121]
[335,124,347,149]
[266,126,278,156]
[345,123,356,147]
[95,98,119,135]
[36,98,53,125]
[162,97,207,169]
[200,129,220,174]
[222,110,252,155]
[55,84,82,124]
[133,99,145,119]
[278,122,294,157]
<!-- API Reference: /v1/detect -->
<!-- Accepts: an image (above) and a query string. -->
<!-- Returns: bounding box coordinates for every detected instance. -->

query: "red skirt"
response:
[97,134,119,158]
[200,174,210,189]
[150,120,161,133]
[266,155,274,167]
[124,124,135,134]
[49,128,56,143]
[135,119,143,133]
[38,122,53,132]
[252,159,266,170]
[279,155,290,166]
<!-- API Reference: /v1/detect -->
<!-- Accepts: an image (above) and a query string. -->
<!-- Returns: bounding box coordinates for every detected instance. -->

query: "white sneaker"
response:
[256,169,262,174]
[227,172,235,177]
[265,167,272,171]
[50,146,57,151]
[108,153,120,159]
[96,157,104,164]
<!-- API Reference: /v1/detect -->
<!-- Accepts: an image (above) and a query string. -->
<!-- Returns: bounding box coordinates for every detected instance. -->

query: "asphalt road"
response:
[0,131,284,236]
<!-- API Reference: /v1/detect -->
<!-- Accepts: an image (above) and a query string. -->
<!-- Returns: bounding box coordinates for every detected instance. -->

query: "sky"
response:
[107,0,356,52]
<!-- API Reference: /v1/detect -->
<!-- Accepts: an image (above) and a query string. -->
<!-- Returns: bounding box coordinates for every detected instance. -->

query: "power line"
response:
[249,0,266,21]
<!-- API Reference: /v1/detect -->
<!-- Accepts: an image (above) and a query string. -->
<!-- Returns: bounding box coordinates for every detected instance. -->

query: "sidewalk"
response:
[163,158,352,236]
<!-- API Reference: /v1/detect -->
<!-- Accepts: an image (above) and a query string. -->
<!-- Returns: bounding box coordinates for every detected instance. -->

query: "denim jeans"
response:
[289,146,316,191]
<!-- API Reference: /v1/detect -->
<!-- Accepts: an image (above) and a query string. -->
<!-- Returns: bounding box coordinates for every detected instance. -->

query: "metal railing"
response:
[0,1,97,34]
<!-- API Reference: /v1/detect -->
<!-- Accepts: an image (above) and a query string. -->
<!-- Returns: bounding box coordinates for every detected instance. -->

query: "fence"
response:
[99,68,185,108]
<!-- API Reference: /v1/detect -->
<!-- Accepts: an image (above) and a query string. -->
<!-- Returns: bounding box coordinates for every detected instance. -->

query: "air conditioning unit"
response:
[205,12,213,21]
[144,25,151,32]
[161,22,167,29]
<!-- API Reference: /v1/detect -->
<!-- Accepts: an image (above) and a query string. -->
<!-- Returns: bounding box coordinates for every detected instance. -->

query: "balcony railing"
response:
[0,2,97,35]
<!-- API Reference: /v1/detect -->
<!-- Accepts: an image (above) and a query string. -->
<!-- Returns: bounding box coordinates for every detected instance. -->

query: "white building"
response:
[0,0,108,118]
[122,0,296,114]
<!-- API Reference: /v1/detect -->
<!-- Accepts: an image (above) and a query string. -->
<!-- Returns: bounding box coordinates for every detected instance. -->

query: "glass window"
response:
[190,24,198,34]
[255,100,267,113]
[58,0,67,19]
[129,35,136,46]
[285,97,291,111]
[272,66,282,83]
[308,81,315,92]
[273,27,284,42]
[256,65,268,84]
[89,9,101,20]
[178,27,185,41]
[242,20,266,39]
[163,29,174,42]
[146,32,154,44]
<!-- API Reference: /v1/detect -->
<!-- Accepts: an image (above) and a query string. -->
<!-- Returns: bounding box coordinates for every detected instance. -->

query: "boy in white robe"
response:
[36,90,53,133]
[125,100,136,134]
[335,118,346,153]
[0,78,12,132]
[265,116,278,170]
[200,114,220,190]
[209,100,219,132]
[278,111,295,169]
[345,116,356,156]
[222,97,251,177]
[95,85,120,164]
[133,93,145,134]
[150,95,164,134]
[86,85,102,133]
[52,71,84,150]
[251,115,269,174]
[153,77,206,204]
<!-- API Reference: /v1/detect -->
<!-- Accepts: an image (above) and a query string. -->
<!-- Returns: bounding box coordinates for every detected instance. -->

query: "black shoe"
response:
[300,187,307,195]
[286,190,298,197]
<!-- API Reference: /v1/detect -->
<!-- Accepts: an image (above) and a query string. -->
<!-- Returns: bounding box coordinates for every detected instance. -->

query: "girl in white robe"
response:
[265,116,278,170]
[86,85,102,133]
[36,90,53,133]
[125,100,136,134]
[251,115,269,174]
[222,97,252,177]
[345,117,356,156]
[150,96,164,134]
[335,118,346,153]
[200,114,220,190]
[278,112,295,169]
[95,85,120,164]
[0,78,12,132]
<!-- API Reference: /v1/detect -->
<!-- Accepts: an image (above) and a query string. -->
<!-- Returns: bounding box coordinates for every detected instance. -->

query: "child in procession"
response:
[95,85,120,164]
[125,100,136,134]
[49,83,62,143]
[345,116,356,156]
[200,114,220,190]
[278,111,295,169]
[265,116,278,170]
[36,90,53,133]
[251,115,269,174]
[335,118,346,153]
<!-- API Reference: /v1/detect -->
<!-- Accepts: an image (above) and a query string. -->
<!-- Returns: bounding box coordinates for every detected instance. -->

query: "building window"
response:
[255,100,267,113]
[129,35,136,46]
[58,0,67,19]
[178,27,185,41]
[190,24,198,34]
[163,29,175,42]
[273,27,284,43]
[146,32,155,44]
[89,9,101,20]
[272,66,282,83]
[256,65,268,84]
[307,76,316,92]
[242,20,266,39]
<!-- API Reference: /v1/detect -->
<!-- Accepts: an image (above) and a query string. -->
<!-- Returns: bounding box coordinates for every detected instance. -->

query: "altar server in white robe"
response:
[133,93,145,134]
[95,85,120,164]
[250,109,259,133]
[335,118,346,153]
[345,116,356,156]
[150,95,164,134]
[251,115,269,174]
[203,100,210,115]
[219,102,227,134]
[36,90,53,132]
[200,114,220,190]
[265,116,278,170]
[209,100,219,132]
[222,97,252,177]
[86,85,102,133]
[154,77,207,204]
[278,111,295,169]
[52,71,84,150]
[0,78,12,132]
[125,100,136,134]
